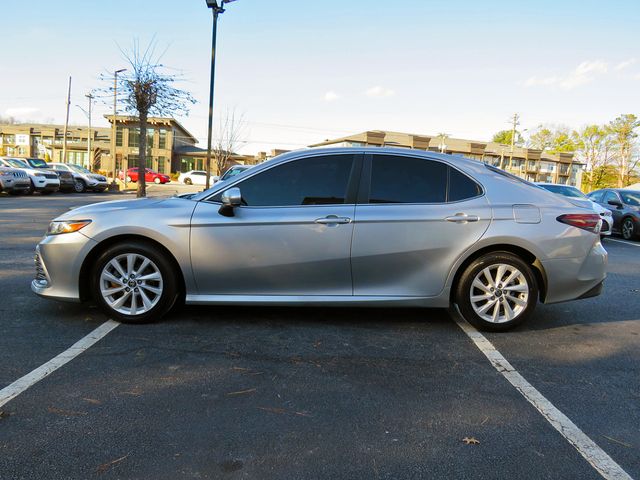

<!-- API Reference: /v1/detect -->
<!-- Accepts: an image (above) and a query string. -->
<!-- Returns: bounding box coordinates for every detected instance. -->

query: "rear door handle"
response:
[445,213,480,223]
[315,215,352,225]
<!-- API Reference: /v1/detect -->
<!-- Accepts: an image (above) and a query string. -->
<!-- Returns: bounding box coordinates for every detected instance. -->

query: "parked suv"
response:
[120,167,170,184]
[0,166,31,195]
[0,158,60,194]
[49,163,108,193]
[588,188,640,240]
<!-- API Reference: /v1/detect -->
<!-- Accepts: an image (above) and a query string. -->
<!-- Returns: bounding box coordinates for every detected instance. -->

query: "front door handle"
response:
[315,215,352,225]
[445,213,480,223]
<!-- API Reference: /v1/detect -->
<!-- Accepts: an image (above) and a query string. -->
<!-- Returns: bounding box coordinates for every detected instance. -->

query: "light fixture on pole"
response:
[109,68,127,191]
[204,0,237,190]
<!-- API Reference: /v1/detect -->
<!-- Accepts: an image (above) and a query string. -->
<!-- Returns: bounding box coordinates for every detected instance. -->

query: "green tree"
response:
[573,124,614,191]
[527,125,576,153]
[607,114,640,187]
[492,129,524,146]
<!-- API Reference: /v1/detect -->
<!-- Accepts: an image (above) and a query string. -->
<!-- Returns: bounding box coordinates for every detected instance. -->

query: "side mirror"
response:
[608,199,623,208]
[219,187,242,217]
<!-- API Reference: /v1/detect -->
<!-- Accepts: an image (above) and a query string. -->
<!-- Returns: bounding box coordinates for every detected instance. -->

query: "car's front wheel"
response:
[621,217,636,240]
[74,179,86,193]
[91,242,178,323]
[455,252,538,332]
[154,177,161,184]
[184,178,192,185]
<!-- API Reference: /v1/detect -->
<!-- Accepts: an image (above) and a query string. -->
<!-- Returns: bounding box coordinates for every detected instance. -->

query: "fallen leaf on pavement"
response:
[96,454,129,474]
[602,435,633,448]
[226,388,256,396]
[0,411,8,419]
[258,406,286,414]
[82,398,102,405]
[462,437,480,445]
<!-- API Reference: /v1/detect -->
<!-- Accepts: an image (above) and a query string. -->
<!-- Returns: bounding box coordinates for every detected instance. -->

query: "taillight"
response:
[557,213,602,234]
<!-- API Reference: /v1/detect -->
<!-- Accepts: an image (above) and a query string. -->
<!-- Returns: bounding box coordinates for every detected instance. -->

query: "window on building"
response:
[369,155,447,204]
[128,128,140,147]
[146,156,153,169]
[147,128,155,149]
[234,154,354,206]
[157,156,166,173]
[116,126,123,147]
[128,155,139,169]
[158,129,167,149]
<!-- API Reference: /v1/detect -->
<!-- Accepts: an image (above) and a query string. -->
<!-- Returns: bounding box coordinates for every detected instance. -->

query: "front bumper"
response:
[31,232,97,302]
[541,239,607,304]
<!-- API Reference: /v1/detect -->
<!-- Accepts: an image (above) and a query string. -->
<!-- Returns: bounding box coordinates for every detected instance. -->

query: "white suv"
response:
[0,158,60,195]
[49,163,108,193]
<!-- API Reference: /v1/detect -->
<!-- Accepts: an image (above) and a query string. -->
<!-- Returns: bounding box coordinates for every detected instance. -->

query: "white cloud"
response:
[365,85,395,98]
[523,60,608,90]
[323,90,340,102]
[615,58,637,71]
[5,107,41,118]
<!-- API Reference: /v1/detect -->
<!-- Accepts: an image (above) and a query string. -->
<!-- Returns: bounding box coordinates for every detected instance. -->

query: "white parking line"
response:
[605,238,640,248]
[453,313,633,480]
[0,320,119,408]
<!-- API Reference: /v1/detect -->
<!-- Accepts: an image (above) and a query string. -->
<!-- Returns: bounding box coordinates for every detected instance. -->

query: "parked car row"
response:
[0,157,108,195]
[536,182,640,241]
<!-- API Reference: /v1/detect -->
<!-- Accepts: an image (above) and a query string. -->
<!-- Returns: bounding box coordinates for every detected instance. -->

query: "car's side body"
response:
[178,170,217,186]
[536,182,613,236]
[49,163,109,192]
[124,167,171,184]
[33,148,607,318]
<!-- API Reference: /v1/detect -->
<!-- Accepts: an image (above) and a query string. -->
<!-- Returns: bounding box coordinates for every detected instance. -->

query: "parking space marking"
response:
[0,320,119,408]
[453,313,633,480]
[605,238,640,248]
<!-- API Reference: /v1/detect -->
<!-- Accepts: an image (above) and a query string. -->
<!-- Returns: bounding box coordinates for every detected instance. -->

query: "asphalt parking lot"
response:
[0,193,638,479]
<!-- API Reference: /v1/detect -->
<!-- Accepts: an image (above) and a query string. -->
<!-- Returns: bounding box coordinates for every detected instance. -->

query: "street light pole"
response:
[204,0,237,190]
[110,68,126,190]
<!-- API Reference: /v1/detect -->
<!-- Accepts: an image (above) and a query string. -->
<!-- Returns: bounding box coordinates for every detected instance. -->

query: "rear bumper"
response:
[541,240,607,304]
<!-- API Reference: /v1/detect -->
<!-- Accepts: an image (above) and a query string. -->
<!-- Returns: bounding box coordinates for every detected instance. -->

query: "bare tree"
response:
[213,109,246,177]
[573,124,615,191]
[101,39,195,197]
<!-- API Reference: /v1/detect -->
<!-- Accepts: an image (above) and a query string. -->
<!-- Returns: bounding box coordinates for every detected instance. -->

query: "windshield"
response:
[27,158,49,168]
[69,164,91,174]
[221,166,247,181]
[538,184,587,199]
[6,159,28,168]
[620,191,640,206]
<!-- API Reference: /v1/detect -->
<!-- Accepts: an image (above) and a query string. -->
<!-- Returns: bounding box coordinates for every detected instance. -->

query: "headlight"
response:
[0,171,13,177]
[47,220,92,235]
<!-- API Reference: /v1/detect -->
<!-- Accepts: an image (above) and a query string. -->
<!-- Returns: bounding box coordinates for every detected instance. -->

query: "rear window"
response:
[484,163,536,187]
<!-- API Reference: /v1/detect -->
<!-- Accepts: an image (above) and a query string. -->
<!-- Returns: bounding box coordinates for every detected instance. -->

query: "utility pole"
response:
[62,76,72,164]
[508,113,520,168]
[86,93,94,170]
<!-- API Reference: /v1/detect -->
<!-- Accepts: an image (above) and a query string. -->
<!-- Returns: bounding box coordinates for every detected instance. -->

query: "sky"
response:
[1,0,639,154]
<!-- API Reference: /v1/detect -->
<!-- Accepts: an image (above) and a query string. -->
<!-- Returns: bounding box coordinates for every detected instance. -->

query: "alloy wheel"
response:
[469,263,529,323]
[99,253,164,316]
[622,218,634,240]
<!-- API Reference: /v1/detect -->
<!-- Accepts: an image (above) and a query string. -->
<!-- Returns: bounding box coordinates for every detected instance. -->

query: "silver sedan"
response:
[32,147,607,331]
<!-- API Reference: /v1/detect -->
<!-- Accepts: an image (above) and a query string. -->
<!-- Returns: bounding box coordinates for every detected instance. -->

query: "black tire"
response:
[621,217,637,241]
[26,180,35,195]
[91,241,178,324]
[74,179,86,193]
[455,251,538,332]
[184,178,192,185]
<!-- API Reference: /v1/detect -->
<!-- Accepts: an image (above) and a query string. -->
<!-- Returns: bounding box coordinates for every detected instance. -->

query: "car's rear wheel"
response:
[184,178,192,185]
[26,180,35,195]
[455,252,538,332]
[91,242,178,323]
[621,217,636,240]
[154,177,161,184]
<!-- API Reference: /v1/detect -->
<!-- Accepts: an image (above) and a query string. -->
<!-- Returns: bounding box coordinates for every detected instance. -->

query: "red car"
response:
[121,167,171,184]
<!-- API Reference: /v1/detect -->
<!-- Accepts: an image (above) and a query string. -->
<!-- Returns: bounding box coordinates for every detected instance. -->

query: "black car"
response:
[51,168,75,193]
[587,188,640,240]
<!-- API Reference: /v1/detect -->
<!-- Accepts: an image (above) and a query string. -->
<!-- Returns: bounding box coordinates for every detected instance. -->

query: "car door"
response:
[351,153,491,297]
[193,172,206,185]
[190,153,361,296]
[601,190,624,229]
